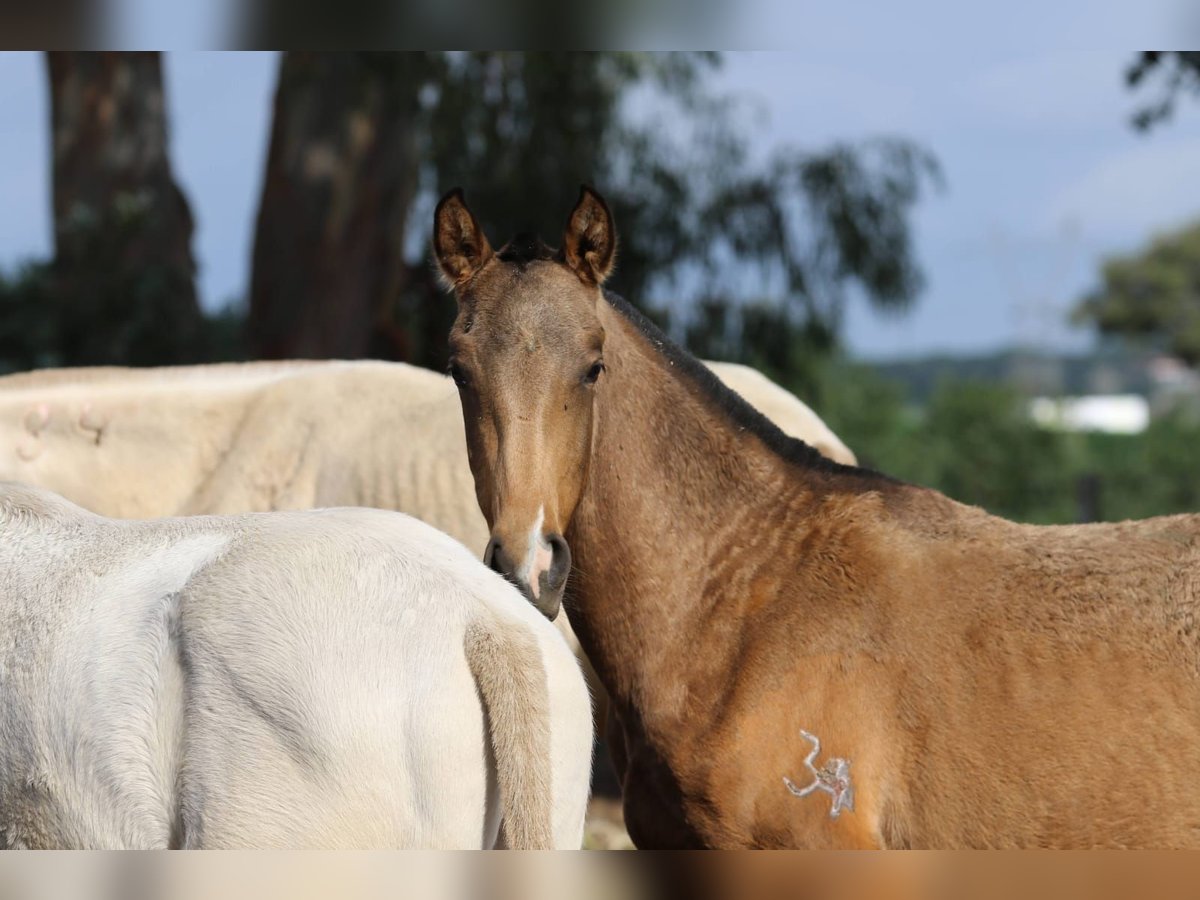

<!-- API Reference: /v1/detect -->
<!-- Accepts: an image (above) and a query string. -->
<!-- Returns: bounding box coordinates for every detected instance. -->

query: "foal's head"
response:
[434,186,617,620]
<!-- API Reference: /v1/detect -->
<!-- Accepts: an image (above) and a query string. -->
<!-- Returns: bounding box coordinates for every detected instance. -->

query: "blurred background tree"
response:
[247,51,938,375]
[684,139,938,394]
[0,53,239,369]
[1,51,936,380]
[804,50,1200,526]
[248,52,426,360]
[1071,220,1200,366]
[0,50,1196,529]
[1126,51,1200,131]
[815,362,1200,527]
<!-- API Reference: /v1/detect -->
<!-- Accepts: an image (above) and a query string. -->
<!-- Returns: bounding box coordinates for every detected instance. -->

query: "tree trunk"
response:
[45,52,206,365]
[248,52,426,360]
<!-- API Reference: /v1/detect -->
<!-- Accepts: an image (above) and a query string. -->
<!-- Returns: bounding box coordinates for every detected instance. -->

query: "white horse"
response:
[0,483,592,849]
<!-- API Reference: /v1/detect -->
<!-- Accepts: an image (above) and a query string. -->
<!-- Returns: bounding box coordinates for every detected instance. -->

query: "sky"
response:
[1,45,1198,361]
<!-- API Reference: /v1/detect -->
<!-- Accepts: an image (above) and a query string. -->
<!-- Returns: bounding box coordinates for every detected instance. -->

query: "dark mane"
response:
[497,232,558,268]
[601,289,898,485]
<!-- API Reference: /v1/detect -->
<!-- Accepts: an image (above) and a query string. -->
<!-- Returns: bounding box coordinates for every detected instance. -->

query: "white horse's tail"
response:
[464,614,554,848]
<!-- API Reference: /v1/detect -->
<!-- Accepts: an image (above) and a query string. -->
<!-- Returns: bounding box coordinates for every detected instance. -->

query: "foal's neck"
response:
[566,296,858,740]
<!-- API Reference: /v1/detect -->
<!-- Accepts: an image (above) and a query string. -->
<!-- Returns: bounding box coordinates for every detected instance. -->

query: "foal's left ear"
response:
[563,185,617,286]
[433,188,494,290]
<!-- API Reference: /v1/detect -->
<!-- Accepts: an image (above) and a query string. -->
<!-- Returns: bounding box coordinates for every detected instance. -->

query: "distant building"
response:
[1028,395,1150,435]
[1146,354,1200,419]
[1147,355,1197,387]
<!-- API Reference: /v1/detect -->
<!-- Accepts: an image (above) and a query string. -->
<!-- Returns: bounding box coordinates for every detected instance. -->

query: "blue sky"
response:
[1,48,1198,360]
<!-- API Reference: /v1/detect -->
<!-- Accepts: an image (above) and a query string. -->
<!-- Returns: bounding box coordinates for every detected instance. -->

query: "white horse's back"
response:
[0,485,591,849]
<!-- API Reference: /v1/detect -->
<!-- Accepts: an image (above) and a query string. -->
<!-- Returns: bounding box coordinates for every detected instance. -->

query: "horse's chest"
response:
[620,730,775,848]
[619,741,714,848]
[619,752,794,848]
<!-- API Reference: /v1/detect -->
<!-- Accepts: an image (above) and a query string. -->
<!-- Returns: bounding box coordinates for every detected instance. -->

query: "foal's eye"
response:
[583,361,605,385]
[448,362,469,389]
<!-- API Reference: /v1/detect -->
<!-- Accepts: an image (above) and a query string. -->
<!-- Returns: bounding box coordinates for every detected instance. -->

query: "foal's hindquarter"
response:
[568,297,1200,849]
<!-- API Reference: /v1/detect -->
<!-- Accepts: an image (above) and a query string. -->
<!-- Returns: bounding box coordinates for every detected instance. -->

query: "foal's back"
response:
[745,484,1200,847]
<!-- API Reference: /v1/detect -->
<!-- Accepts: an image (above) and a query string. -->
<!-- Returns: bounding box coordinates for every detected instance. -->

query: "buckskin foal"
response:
[434,185,1200,849]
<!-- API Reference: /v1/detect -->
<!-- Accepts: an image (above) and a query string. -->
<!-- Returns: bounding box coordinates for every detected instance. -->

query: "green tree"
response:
[812,360,1200,527]
[0,213,246,374]
[1126,51,1200,131]
[809,357,918,473]
[695,139,939,345]
[812,364,1080,524]
[248,52,939,375]
[0,53,243,373]
[1072,221,1200,366]
[4,53,937,380]
[249,52,725,363]
[1082,416,1200,521]
[915,381,1076,523]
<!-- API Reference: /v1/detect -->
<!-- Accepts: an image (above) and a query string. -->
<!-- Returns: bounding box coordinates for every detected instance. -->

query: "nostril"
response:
[546,533,572,590]
[484,538,505,574]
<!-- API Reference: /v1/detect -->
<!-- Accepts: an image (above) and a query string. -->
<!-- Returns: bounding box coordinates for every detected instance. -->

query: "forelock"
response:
[496,233,558,269]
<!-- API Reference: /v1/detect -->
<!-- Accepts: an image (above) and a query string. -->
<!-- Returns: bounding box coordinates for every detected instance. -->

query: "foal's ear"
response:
[433,188,494,289]
[563,185,617,286]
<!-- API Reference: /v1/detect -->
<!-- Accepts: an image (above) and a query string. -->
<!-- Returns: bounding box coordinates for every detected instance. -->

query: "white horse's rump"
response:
[0,484,592,849]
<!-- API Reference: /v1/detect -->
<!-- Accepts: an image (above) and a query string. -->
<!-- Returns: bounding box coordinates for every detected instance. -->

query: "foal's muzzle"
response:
[484,532,571,620]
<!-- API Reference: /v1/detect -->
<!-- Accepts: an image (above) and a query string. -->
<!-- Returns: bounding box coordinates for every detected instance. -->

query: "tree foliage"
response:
[423,53,721,309]
[1072,220,1200,366]
[248,52,426,360]
[697,140,939,337]
[0,205,244,373]
[249,52,939,373]
[0,53,239,373]
[4,52,937,383]
[815,361,1200,526]
[1126,51,1200,131]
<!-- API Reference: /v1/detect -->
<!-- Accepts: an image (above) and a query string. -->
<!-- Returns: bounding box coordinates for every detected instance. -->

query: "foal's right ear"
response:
[433,188,494,290]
